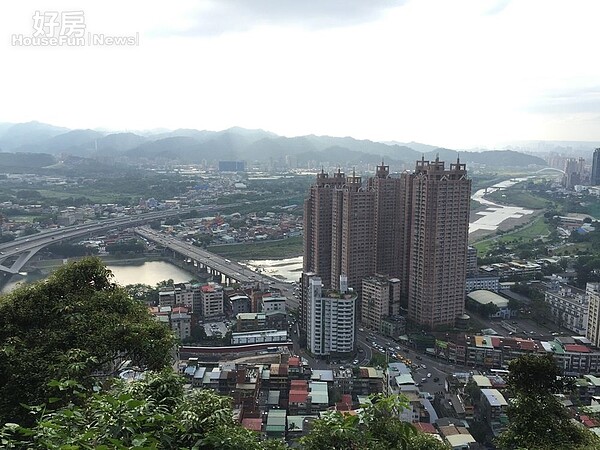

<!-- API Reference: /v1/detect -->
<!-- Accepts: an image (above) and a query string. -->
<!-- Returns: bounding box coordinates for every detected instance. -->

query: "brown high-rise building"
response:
[303,169,346,288]
[331,171,376,292]
[368,163,404,280]
[302,158,470,331]
[405,157,471,328]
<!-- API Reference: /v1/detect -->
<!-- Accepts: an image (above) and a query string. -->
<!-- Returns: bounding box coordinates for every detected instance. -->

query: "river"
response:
[0,260,198,294]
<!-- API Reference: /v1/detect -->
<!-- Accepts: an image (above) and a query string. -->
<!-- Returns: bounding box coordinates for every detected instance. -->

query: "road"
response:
[0,207,196,274]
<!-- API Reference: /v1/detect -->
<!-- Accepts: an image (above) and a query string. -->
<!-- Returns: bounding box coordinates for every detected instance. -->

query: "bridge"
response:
[135,227,271,285]
[0,208,196,275]
[534,167,565,175]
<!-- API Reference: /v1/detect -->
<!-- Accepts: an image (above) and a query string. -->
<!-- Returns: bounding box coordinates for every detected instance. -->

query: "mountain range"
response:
[0,121,548,169]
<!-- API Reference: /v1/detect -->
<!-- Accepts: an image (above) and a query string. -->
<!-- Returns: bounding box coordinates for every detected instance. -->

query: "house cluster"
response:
[149,280,291,343]
[434,333,600,376]
[177,354,520,449]
[158,209,302,246]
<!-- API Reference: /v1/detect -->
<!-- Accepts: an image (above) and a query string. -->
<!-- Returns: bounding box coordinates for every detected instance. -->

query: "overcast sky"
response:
[1,0,599,148]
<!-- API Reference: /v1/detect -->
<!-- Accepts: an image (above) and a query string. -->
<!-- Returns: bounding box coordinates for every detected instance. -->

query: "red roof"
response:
[201,285,214,292]
[288,356,300,367]
[289,391,308,403]
[414,423,437,434]
[565,344,591,353]
[241,418,263,432]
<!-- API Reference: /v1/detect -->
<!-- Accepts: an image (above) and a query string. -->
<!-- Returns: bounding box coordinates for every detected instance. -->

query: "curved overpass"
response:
[534,167,565,175]
[0,207,200,275]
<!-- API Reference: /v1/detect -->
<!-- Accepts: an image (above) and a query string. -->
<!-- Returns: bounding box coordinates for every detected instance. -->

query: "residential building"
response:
[587,283,600,348]
[465,275,500,293]
[236,312,266,332]
[466,246,478,276]
[306,275,356,357]
[563,157,586,189]
[201,283,224,318]
[170,307,192,340]
[592,148,600,186]
[381,315,407,338]
[368,163,404,280]
[229,294,251,315]
[405,157,471,328]
[158,288,176,308]
[544,282,588,334]
[261,295,286,314]
[330,170,376,293]
[479,389,508,436]
[303,169,346,288]
[361,275,400,332]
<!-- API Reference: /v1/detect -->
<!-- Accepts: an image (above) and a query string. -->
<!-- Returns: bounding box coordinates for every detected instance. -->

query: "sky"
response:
[1,0,600,149]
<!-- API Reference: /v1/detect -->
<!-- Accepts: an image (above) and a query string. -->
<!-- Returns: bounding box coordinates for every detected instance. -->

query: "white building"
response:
[306,275,356,356]
[586,283,600,348]
[201,282,224,319]
[545,283,588,335]
[261,295,286,313]
[465,276,500,293]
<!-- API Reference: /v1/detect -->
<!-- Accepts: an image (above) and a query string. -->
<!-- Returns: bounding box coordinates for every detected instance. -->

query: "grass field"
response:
[209,236,303,260]
[486,190,548,210]
[36,189,123,203]
[473,215,550,255]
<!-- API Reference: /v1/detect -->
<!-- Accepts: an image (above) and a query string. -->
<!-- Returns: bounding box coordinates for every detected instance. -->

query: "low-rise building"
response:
[544,282,588,334]
[231,329,288,345]
[479,388,508,436]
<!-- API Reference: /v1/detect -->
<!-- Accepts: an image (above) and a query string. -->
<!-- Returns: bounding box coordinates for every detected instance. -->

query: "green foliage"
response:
[210,236,303,259]
[105,239,146,255]
[497,354,600,450]
[301,394,450,450]
[47,243,97,257]
[1,371,286,450]
[0,257,176,426]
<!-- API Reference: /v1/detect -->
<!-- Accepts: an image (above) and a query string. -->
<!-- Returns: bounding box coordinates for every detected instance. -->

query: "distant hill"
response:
[0,121,548,169]
[0,121,69,151]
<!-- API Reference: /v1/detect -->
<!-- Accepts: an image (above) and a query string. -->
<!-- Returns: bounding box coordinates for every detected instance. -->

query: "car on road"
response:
[352,359,359,365]
[421,378,427,383]
[421,364,427,369]
[415,355,421,360]
[427,373,431,378]
[433,377,440,382]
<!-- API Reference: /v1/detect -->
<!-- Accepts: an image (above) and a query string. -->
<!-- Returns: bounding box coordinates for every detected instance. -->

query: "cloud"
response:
[159,0,407,36]
[526,86,600,114]
[484,0,512,15]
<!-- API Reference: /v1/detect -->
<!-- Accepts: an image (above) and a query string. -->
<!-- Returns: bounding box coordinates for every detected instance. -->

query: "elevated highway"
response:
[135,227,262,284]
[0,208,195,275]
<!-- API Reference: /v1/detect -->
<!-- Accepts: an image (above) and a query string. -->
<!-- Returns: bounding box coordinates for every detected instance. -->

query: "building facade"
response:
[587,283,600,348]
[361,275,401,331]
[406,157,471,328]
[330,171,376,293]
[592,148,600,186]
[306,276,356,356]
[303,170,346,288]
[201,283,224,318]
[544,283,588,335]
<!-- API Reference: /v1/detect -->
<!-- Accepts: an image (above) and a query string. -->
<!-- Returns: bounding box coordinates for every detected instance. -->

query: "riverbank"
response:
[209,236,303,261]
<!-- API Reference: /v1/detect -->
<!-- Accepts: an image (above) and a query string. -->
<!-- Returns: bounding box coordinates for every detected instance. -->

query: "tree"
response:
[1,370,286,450]
[0,257,176,426]
[497,354,599,450]
[301,394,450,450]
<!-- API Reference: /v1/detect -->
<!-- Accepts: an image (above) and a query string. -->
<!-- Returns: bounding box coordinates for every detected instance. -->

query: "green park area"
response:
[486,189,549,210]
[209,236,303,260]
[473,214,550,256]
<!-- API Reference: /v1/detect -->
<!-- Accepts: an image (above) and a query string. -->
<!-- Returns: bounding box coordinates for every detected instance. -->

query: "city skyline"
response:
[2,1,600,148]
[302,157,471,329]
